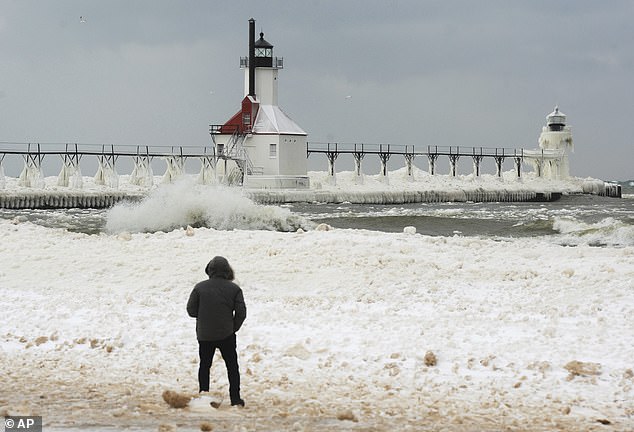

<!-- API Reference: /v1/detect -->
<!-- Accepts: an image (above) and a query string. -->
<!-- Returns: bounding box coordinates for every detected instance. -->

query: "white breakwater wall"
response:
[0,188,557,209]
[245,189,560,205]
[0,191,144,209]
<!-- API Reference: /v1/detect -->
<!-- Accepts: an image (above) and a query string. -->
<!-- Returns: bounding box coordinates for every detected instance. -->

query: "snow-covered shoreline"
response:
[0,168,617,208]
[1,218,633,431]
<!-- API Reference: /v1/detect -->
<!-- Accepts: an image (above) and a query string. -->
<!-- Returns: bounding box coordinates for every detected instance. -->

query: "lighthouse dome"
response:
[546,106,566,131]
[254,32,273,49]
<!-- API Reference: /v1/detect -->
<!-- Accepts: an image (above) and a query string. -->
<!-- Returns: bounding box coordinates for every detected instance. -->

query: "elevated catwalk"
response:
[0,141,621,209]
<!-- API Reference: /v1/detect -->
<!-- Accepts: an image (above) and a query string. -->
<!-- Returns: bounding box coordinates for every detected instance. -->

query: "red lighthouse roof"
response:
[216,95,259,134]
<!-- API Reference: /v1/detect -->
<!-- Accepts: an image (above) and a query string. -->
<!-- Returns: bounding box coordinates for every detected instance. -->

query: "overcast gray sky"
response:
[1,1,632,180]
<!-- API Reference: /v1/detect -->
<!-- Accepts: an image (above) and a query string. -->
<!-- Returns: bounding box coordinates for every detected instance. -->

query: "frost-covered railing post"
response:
[162,156,184,184]
[514,151,523,178]
[162,148,185,184]
[18,144,45,188]
[427,146,439,176]
[494,148,505,178]
[404,146,415,182]
[95,146,119,189]
[197,153,217,185]
[326,142,338,186]
[534,151,544,177]
[352,143,365,185]
[472,148,483,177]
[57,144,83,189]
[548,159,561,180]
[129,146,154,187]
[378,144,391,184]
[448,147,459,177]
[0,154,5,189]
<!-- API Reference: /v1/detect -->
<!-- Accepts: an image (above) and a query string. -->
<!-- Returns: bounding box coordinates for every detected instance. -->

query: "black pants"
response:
[198,334,241,402]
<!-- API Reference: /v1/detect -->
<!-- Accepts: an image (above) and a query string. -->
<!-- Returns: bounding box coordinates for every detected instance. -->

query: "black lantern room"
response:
[546,106,567,132]
[253,32,273,67]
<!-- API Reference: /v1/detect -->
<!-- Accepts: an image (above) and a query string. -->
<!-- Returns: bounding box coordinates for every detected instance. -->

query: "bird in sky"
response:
[80,16,87,23]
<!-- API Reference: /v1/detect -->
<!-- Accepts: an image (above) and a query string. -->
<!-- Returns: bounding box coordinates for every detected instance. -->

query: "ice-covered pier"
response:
[307,143,525,178]
[0,141,621,209]
[0,190,144,209]
[246,189,561,205]
[0,142,216,188]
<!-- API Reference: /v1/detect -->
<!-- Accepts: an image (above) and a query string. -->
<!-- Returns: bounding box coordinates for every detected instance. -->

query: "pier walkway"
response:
[307,142,524,178]
[1,141,525,181]
[0,141,620,209]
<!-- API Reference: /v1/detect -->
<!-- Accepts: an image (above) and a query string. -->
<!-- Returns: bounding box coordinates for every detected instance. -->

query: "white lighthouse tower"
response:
[524,106,574,179]
[210,18,309,189]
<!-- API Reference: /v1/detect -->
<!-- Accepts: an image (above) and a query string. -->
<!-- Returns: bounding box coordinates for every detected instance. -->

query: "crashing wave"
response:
[551,217,634,247]
[105,178,313,234]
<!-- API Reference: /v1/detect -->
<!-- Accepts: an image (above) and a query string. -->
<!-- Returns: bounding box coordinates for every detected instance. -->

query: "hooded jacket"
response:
[187,257,247,341]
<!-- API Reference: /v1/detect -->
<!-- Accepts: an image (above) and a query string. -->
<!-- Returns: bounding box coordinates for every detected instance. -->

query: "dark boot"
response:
[231,398,245,407]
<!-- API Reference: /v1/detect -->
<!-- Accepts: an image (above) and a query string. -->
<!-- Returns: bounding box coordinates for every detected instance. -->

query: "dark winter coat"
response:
[187,257,247,342]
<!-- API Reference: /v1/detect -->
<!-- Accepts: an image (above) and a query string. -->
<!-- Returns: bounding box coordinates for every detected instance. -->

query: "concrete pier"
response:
[244,189,561,205]
[0,191,143,209]
[0,188,565,209]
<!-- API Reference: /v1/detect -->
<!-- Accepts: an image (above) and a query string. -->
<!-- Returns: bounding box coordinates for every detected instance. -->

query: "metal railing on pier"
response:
[306,142,524,158]
[306,142,526,178]
[0,142,214,159]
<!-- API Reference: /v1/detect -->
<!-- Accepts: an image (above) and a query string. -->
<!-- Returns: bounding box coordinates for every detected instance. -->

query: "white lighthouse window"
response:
[269,143,277,158]
[255,48,266,57]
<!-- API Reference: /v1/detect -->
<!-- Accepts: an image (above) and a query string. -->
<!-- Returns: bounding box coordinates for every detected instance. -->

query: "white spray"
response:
[105,178,312,233]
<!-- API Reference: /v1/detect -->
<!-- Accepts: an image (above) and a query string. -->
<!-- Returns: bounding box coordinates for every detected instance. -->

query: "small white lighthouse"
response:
[524,106,574,179]
[210,18,309,189]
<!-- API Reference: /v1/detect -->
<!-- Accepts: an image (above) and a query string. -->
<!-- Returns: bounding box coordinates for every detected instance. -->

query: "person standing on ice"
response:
[187,256,247,407]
